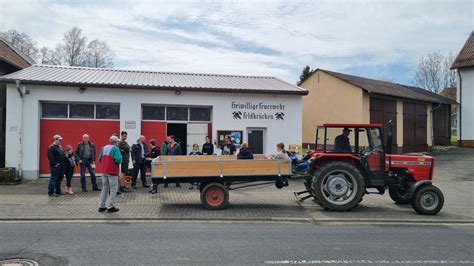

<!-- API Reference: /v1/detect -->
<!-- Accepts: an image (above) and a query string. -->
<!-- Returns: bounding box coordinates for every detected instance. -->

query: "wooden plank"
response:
[152,158,292,177]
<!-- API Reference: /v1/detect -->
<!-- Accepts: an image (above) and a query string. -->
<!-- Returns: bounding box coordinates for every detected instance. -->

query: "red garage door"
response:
[370,97,398,153]
[141,121,167,148]
[40,119,120,175]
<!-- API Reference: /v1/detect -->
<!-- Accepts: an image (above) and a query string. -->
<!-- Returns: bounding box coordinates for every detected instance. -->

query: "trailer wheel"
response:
[388,186,411,204]
[200,183,229,210]
[312,161,365,211]
[411,185,444,215]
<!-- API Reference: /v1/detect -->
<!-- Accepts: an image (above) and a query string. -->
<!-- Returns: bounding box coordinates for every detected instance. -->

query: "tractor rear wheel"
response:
[200,183,229,210]
[312,161,365,211]
[411,185,444,215]
[389,186,411,204]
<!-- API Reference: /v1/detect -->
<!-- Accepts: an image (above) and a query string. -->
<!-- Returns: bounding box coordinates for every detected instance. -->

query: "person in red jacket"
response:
[97,135,122,213]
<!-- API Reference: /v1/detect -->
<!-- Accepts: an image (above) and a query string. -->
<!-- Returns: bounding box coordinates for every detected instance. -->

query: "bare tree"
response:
[2,27,115,68]
[56,27,87,66]
[84,39,114,68]
[0,29,39,59]
[412,51,456,93]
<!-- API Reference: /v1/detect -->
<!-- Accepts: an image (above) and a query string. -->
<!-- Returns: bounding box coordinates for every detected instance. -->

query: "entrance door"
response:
[167,123,187,155]
[247,128,265,154]
[403,102,428,153]
[370,97,397,153]
[187,124,208,154]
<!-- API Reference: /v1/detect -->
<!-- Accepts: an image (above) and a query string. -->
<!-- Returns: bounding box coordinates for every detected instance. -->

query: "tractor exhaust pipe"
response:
[386,120,393,154]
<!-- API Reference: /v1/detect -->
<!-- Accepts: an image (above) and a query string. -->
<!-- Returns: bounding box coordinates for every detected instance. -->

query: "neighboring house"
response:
[300,69,455,153]
[451,31,474,147]
[0,38,35,168]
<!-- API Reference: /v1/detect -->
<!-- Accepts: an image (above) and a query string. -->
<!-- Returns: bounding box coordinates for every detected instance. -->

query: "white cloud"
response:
[0,0,472,83]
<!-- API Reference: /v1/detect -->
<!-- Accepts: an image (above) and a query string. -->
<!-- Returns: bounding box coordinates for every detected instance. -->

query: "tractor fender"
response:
[408,180,432,197]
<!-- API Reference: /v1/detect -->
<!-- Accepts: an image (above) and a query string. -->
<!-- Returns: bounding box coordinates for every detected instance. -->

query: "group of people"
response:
[47,133,102,197]
[47,130,292,213]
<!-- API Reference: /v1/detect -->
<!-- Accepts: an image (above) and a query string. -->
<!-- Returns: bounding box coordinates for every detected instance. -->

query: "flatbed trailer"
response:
[151,155,297,209]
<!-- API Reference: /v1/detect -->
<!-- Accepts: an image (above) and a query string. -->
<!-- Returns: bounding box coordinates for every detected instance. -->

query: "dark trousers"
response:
[80,159,98,189]
[48,165,64,195]
[65,165,74,187]
[132,161,147,186]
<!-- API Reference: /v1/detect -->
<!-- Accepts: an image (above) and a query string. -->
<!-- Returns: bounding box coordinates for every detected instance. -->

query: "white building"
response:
[0,65,307,179]
[452,31,474,147]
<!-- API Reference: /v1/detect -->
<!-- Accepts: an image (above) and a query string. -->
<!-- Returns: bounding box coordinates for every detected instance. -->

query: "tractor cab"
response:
[313,124,387,186]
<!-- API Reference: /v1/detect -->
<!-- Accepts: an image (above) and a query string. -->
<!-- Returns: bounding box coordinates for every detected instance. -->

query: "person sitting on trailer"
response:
[220,135,236,155]
[334,127,352,153]
[237,143,254,160]
[189,144,202,155]
[268,142,290,160]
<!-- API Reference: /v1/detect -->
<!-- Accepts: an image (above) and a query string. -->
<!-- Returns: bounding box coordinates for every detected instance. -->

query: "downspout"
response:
[15,80,24,177]
[457,71,462,146]
[431,102,443,152]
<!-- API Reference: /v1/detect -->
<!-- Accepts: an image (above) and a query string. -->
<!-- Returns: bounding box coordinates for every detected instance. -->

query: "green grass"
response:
[451,135,458,144]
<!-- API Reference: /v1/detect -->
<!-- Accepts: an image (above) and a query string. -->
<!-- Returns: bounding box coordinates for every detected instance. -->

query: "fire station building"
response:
[0,65,307,179]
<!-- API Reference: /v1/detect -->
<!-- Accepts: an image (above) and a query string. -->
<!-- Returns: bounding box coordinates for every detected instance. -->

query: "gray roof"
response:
[0,64,308,95]
[318,69,455,104]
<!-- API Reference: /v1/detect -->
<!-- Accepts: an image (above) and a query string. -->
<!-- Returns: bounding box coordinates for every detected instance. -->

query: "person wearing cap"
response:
[334,128,352,153]
[64,144,77,195]
[47,135,67,197]
[98,135,123,213]
[75,134,100,192]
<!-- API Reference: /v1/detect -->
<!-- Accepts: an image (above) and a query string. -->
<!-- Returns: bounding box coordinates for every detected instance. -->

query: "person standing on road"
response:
[64,144,77,195]
[202,136,214,155]
[131,135,149,189]
[220,135,236,155]
[75,134,100,192]
[118,131,131,193]
[164,135,181,188]
[98,135,123,213]
[47,135,66,197]
[161,136,170,156]
[147,139,161,194]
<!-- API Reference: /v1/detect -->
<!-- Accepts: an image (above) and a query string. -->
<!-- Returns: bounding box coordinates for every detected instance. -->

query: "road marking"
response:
[264,260,474,264]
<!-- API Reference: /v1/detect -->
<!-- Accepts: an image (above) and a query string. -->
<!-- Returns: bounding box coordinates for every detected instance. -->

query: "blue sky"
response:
[0,0,472,84]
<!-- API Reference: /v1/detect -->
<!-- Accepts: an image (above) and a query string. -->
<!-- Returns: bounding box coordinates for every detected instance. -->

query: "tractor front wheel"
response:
[388,186,411,204]
[200,183,229,210]
[411,185,444,215]
[312,162,365,211]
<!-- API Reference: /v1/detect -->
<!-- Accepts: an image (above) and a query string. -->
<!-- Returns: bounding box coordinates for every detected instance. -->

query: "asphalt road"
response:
[0,222,473,265]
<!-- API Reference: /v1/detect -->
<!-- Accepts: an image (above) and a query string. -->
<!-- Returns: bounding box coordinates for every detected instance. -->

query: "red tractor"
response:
[298,123,444,215]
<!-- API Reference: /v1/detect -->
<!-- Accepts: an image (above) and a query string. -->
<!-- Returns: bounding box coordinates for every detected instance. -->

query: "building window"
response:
[166,106,188,121]
[41,102,120,120]
[42,103,68,118]
[190,107,211,121]
[142,106,165,120]
[69,104,94,119]
[96,104,120,119]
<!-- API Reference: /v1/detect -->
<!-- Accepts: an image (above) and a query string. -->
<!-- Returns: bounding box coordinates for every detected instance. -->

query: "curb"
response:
[0,217,473,225]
